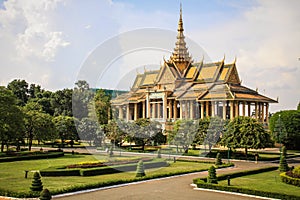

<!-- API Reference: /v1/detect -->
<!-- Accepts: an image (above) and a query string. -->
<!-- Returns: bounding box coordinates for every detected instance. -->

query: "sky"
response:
[0,0,299,112]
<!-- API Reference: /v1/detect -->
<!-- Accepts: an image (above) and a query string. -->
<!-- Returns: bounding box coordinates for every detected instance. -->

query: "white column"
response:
[163,93,167,120]
[126,104,130,121]
[222,101,226,120]
[211,101,215,117]
[201,102,204,119]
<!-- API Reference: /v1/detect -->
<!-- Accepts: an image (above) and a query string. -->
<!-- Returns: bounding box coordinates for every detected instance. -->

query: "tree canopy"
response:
[221,116,273,157]
[269,110,300,149]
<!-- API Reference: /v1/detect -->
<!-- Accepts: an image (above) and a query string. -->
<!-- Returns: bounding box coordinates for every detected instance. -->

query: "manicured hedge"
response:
[40,169,80,177]
[194,179,300,200]
[80,161,169,176]
[193,166,277,183]
[40,161,169,177]
[280,172,300,187]
[0,152,64,162]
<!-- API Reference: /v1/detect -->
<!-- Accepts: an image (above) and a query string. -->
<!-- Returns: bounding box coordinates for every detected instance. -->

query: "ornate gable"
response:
[156,64,176,85]
[226,65,241,84]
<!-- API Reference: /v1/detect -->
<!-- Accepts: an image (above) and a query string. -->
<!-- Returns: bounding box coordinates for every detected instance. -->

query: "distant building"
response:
[111,6,277,127]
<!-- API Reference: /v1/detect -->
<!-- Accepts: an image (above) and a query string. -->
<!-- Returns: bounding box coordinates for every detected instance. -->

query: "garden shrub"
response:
[279,155,289,172]
[40,169,80,177]
[207,165,217,184]
[136,160,146,177]
[0,152,64,162]
[30,172,43,192]
[194,179,300,200]
[39,188,51,200]
[280,172,300,187]
[293,165,300,176]
[215,153,222,166]
[157,149,161,158]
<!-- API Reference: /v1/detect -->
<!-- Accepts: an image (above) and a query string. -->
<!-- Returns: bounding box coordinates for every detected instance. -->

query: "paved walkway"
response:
[53,160,276,200]
[3,147,297,200]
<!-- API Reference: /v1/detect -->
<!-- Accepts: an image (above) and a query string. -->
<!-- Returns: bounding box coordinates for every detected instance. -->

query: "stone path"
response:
[53,160,276,200]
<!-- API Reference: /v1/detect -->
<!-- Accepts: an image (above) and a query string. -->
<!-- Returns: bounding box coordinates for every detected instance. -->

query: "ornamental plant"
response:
[215,152,222,166]
[207,165,218,184]
[279,155,289,172]
[157,149,162,158]
[136,160,146,177]
[39,188,52,200]
[30,172,43,192]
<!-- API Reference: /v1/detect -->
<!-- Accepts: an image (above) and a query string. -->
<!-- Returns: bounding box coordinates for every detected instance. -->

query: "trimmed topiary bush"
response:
[157,149,161,158]
[279,155,289,172]
[136,160,145,177]
[30,172,43,192]
[215,153,222,166]
[207,165,218,184]
[39,188,51,200]
[109,146,113,157]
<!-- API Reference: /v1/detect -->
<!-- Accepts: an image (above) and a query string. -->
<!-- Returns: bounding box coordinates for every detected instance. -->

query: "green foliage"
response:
[105,119,126,147]
[0,86,25,152]
[215,152,222,166]
[194,178,299,200]
[53,116,78,146]
[204,117,226,152]
[77,117,103,146]
[171,119,198,153]
[7,79,29,106]
[269,110,300,149]
[221,117,273,157]
[280,172,300,187]
[30,172,43,192]
[136,160,146,177]
[51,89,73,117]
[23,103,55,150]
[282,145,287,157]
[72,80,93,120]
[39,188,52,200]
[297,102,300,111]
[207,165,218,184]
[279,155,289,172]
[293,165,300,176]
[94,89,111,125]
[157,149,161,158]
[130,119,163,151]
[0,152,64,163]
[109,146,114,157]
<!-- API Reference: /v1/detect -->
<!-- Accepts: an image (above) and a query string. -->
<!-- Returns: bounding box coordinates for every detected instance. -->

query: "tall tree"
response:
[105,119,126,147]
[297,102,300,111]
[0,87,25,152]
[204,117,226,152]
[221,116,273,158]
[131,118,162,151]
[53,116,78,147]
[269,110,300,149]
[94,89,111,125]
[7,79,29,106]
[77,117,103,146]
[171,119,198,153]
[72,80,93,120]
[23,102,54,150]
[51,89,73,116]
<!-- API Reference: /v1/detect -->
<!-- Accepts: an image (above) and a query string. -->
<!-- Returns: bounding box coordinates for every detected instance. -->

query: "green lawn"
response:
[218,170,300,197]
[0,154,213,194]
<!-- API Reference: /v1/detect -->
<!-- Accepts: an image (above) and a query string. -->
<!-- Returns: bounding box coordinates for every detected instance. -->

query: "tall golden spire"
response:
[169,3,192,73]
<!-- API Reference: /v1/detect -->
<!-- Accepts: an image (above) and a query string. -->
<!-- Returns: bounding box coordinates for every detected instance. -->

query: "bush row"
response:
[40,161,169,177]
[194,179,300,200]
[280,172,300,187]
[1,161,234,198]
[193,166,278,183]
[0,152,64,162]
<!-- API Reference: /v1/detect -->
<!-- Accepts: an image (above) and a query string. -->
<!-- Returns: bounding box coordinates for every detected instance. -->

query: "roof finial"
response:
[233,56,237,64]
[178,3,183,32]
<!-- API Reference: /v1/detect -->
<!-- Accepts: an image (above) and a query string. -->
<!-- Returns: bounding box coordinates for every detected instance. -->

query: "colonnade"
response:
[115,99,269,123]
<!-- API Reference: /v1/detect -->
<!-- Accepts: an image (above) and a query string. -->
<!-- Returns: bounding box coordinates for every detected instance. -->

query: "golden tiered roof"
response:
[111,6,277,106]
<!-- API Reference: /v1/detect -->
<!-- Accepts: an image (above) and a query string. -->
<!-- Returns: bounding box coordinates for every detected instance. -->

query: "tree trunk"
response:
[1,142,4,152]
[245,147,248,159]
[28,133,33,151]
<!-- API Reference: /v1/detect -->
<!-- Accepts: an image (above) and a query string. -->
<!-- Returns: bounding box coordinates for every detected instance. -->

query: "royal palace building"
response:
[111,7,277,128]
